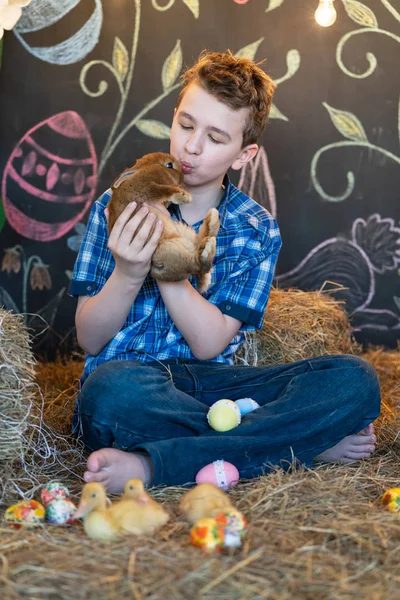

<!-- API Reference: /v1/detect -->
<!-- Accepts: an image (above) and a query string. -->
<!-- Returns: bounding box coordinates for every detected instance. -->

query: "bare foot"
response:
[314,423,376,464]
[83,448,154,493]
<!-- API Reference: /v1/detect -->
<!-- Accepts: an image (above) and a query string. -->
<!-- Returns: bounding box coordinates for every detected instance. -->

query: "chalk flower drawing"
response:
[80,0,299,177]
[311,1,400,202]
[337,0,400,79]
[0,245,65,334]
[311,103,400,202]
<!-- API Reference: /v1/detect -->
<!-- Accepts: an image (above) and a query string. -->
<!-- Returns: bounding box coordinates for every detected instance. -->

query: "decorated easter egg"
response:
[13,0,103,65]
[235,398,260,416]
[190,517,224,553]
[207,399,241,432]
[195,460,240,490]
[2,111,97,242]
[382,488,400,513]
[215,508,248,548]
[5,499,45,528]
[41,482,70,507]
[45,498,77,525]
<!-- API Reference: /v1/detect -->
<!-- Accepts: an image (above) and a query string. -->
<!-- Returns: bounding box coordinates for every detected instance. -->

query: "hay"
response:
[237,287,360,367]
[0,309,36,471]
[0,309,85,505]
[0,350,398,599]
[0,295,399,598]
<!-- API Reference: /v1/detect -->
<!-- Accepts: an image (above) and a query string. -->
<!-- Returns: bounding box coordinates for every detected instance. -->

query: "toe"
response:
[359,424,374,435]
[87,449,110,473]
[84,469,109,484]
[353,434,376,445]
[346,445,375,460]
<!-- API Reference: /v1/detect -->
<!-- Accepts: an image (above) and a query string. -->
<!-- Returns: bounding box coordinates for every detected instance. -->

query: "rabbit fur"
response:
[108,152,220,292]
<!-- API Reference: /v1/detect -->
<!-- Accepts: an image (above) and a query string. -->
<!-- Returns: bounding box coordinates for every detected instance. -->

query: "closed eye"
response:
[209,136,222,144]
[180,124,193,130]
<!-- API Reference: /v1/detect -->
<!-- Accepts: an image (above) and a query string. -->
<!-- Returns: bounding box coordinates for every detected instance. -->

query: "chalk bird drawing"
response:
[275,214,400,341]
[13,0,103,65]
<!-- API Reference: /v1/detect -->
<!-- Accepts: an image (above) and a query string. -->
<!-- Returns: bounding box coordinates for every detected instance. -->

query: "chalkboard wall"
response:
[0,0,399,358]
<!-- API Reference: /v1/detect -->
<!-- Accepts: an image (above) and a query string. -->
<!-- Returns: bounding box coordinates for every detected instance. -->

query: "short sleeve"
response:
[68,191,113,298]
[207,215,282,331]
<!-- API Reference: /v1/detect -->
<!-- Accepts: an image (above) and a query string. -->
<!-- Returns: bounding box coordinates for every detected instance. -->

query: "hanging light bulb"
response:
[315,0,337,27]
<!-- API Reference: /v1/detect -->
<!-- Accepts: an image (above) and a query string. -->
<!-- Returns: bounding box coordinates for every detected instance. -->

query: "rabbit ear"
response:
[112,168,137,189]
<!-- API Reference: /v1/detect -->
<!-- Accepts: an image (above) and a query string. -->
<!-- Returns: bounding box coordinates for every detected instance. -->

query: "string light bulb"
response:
[315,0,337,27]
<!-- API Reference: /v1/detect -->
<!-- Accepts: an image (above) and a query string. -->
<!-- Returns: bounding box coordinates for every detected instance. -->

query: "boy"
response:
[70,51,380,493]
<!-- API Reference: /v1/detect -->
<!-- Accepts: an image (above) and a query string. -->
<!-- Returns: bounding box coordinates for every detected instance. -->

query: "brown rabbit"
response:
[108,152,220,292]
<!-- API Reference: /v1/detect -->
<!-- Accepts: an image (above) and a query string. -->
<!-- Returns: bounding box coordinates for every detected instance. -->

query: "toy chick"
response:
[179,483,233,524]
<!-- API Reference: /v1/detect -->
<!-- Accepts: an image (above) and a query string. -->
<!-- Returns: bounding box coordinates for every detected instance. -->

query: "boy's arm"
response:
[75,203,163,355]
[75,272,143,356]
[157,280,242,360]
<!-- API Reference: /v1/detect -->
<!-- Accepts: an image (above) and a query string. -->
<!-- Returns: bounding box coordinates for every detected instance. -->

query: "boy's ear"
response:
[231,144,259,171]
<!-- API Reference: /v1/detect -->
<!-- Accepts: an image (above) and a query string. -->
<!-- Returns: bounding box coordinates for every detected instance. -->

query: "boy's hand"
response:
[106,202,163,285]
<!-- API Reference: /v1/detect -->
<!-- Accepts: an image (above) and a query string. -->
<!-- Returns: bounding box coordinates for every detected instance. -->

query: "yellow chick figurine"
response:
[111,479,170,535]
[72,482,120,541]
[179,483,233,524]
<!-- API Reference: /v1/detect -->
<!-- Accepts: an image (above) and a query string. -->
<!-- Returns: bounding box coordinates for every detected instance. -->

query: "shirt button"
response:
[226,304,231,311]
[86,285,93,292]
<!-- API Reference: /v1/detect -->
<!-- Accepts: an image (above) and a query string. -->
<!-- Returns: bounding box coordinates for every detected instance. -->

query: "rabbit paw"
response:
[200,238,216,269]
[170,190,192,205]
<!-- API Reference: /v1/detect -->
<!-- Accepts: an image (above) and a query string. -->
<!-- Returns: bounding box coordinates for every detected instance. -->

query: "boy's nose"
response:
[185,133,202,155]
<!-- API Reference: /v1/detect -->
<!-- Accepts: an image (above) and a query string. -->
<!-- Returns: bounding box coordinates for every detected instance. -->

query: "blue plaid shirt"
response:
[69,176,282,383]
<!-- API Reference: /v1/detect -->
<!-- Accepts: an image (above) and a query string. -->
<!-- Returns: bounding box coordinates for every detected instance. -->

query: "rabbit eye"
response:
[165,162,174,169]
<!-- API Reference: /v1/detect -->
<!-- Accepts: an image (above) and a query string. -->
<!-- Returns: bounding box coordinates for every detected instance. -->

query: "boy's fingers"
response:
[119,206,152,247]
[109,202,137,243]
[139,219,164,256]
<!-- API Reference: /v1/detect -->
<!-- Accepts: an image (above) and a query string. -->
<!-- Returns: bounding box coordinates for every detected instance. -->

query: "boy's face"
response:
[170,83,258,191]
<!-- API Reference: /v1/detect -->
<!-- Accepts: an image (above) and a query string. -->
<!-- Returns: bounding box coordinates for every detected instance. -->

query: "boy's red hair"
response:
[176,50,276,147]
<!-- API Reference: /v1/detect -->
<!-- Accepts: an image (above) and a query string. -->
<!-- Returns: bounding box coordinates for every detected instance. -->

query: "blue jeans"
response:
[74,355,380,486]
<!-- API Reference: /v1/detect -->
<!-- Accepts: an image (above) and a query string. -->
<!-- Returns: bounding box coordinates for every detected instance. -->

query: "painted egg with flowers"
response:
[190,517,224,553]
[2,111,97,242]
[5,499,45,528]
[41,482,71,507]
[382,488,400,513]
[215,508,248,548]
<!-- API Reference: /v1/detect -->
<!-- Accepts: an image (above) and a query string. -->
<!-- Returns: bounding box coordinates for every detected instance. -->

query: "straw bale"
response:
[0,310,85,506]
[237,287,361,367]
[0,308,36,468]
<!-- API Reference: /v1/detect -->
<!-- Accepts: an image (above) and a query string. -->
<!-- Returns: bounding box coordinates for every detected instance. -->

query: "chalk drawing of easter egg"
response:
[2,111,98,242]
[13,0,103,65]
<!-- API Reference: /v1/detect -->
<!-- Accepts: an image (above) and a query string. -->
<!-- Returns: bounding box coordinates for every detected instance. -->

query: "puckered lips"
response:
[181,161,193,175]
